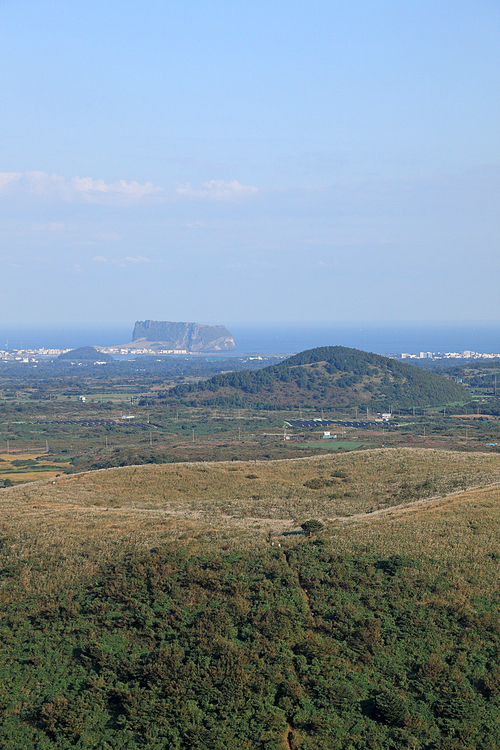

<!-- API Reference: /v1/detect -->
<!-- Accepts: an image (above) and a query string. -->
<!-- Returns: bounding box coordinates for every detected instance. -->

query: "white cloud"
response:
[0,172,258,206]
[176,179,258,200]
[183,220,207,228]
[0,171,162,205]
[0,173,21,190]
[93,255,108,262]
[71,176,159,199]
[124,256,151,263]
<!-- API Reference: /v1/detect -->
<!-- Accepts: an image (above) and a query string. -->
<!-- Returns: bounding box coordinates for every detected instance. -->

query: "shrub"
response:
[301,519,324,536]
[374,689,409,727]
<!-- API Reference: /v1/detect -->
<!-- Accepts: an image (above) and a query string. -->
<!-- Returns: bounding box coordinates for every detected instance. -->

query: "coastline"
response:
[0,321,498,357]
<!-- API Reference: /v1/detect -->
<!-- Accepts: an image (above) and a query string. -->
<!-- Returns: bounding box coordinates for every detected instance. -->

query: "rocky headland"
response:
[129,320,235,352]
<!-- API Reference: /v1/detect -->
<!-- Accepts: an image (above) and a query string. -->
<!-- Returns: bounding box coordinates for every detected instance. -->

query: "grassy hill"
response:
[1,448,500,747]
[165,345,467,410]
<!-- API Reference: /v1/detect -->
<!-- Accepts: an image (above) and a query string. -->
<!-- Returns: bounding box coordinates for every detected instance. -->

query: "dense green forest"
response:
[165,346,467,410]
[57,347,115,362]
[1,541,500,749]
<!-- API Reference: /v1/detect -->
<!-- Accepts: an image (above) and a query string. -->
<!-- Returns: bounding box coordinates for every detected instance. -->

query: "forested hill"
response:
[57,346,114,362]
[166,345,467,409]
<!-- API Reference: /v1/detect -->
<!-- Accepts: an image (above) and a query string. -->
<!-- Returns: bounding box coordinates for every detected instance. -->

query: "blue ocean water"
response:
[229,322,500,356]
[0,325,133,351]
[0,322,499,356]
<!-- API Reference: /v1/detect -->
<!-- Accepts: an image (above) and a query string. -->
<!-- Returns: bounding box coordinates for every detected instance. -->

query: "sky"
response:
[1,0,499,328]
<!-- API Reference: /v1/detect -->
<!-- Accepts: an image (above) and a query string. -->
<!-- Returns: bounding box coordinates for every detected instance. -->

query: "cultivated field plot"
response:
[0,452,69,483]
[299,440,375,450]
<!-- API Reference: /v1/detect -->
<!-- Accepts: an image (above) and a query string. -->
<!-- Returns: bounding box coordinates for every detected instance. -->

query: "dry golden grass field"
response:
[2,447,500,601]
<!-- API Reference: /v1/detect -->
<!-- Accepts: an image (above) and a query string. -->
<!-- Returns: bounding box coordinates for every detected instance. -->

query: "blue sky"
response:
[1,0,499,326]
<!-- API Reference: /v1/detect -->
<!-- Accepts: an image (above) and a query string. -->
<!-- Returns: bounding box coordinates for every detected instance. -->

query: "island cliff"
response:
[131,320,235,352]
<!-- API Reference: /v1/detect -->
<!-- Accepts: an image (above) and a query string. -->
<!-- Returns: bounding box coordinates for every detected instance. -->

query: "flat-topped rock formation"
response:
[130,320,235,352]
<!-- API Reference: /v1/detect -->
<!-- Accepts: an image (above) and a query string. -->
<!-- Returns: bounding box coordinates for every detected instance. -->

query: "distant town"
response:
[391,350,500,361]
[0,346,193,362]
[0,346,499,363]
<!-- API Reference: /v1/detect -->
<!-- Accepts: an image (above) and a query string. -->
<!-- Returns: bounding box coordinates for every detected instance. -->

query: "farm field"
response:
[299,440,375,450]
[0,452,70,483]
[2,392,500,480]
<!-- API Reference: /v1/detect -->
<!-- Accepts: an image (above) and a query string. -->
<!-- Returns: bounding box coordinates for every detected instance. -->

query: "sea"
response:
[1,322,499,356]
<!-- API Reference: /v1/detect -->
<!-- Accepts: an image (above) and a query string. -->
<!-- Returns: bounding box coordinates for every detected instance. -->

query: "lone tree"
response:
[301,519,324,537]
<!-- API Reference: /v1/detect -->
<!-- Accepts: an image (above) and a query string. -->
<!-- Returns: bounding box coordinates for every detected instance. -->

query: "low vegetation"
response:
[0,448,500,746]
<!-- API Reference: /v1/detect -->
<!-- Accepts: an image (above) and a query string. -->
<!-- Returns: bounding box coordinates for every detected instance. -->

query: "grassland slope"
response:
[1,449,500,748]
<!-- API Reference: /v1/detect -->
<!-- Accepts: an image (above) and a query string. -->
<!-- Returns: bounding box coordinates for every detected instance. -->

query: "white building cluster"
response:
[1,346,499,363]
[0,346,192,361]
[99,347,189,356]
[0,348,71,361]
[396,350,500,361]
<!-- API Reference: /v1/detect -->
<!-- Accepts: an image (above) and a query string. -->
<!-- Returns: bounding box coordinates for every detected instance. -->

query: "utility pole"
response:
[192,429,195,442]
[150,430,153,447]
